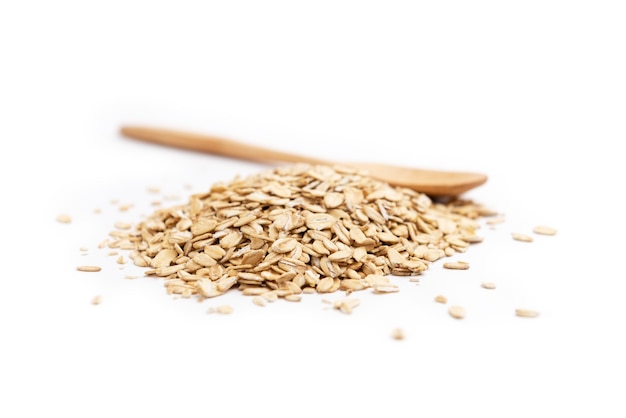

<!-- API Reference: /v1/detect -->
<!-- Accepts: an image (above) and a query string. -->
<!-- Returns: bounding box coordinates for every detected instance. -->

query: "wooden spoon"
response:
[119,125,487,197]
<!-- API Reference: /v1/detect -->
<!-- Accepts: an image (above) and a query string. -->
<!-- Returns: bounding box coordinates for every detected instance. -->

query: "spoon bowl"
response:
[119,126,487,197]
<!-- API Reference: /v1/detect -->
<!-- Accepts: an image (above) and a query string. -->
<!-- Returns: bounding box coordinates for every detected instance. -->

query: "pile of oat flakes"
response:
[101,163,496,311]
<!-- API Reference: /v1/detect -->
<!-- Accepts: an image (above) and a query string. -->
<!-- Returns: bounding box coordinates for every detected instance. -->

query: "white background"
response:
[1,1,625,417]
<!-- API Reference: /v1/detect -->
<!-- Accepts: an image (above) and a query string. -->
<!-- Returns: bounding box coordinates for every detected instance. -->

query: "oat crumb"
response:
[56,214,72,224]
[434,295,448,304]
[215,305,234,314]
[391,328,405,340]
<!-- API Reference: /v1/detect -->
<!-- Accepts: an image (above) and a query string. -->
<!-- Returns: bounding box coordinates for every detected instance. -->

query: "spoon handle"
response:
[119,126,328,166]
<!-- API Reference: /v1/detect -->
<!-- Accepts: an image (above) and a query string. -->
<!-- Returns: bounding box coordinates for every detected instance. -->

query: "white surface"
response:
[1,1,625,417]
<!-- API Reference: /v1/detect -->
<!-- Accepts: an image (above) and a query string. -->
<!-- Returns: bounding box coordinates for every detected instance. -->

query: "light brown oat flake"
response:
[434,295,447,304]
[391,328,405,340]
[241,287,269,296]
[333,298,360,314]
[77,265,102,272]
[91,295,102,305]
[56,214,72,224]
[512,233,533,242]
[114,221,132,230]
[372,284,400,294]
[533,225,557,236]
[515,308,539,318]
[486,216,505,226]
[443,261,470,270]
[262,292,279,303]
[461,235,484,244]
[214,305,234,314]
[481,282,496,290]
[252,296,266,307]
[448,305,466,319]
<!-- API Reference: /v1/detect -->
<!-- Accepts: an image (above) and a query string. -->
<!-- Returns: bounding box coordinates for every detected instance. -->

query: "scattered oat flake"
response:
[77,265,101,272]
[79,246,89,252]
[124,275,139,280]
[486,216,505,225]
[481,282,496,289]
[333,298,360,314]
[91,295,102,305]
[448,305,466,319]
[391,328,405,340]
[533,225,557,236]
[443,261,470,270]
[512,233,533,242]
[116,256,126,264]
[434,295,447,304]
[213,305,234,314]
[252,296,266,307]
[147,186,161,193]
[372,284,400,293]
[515,308,539,318]
[56,214,72,224]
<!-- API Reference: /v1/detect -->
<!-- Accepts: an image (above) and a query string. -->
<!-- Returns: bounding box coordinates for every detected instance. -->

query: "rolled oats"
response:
[105,164,490,303]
